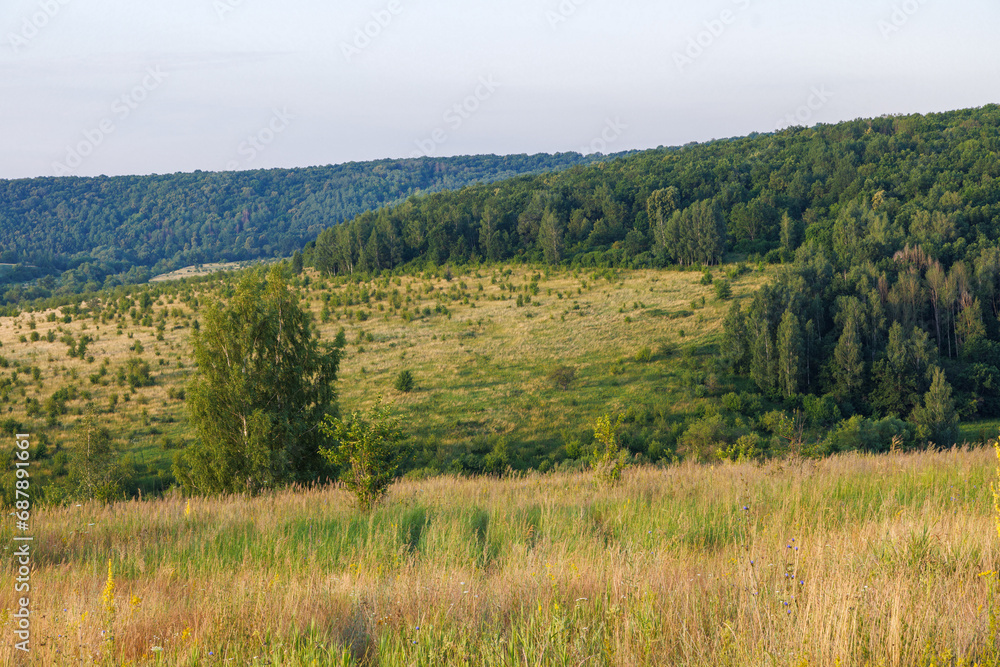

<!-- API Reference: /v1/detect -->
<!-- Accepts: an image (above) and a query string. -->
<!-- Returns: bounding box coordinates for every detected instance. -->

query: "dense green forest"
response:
[309,105,1000,448]
[310,106,1000,274]
[0,152,607,304]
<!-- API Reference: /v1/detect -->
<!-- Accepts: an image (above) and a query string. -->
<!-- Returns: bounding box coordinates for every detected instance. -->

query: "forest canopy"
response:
[309,106,1000,276]
[0,152,607,304]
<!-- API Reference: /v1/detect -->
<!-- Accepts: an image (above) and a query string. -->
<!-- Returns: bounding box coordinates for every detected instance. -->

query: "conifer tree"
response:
[911,367,959,445]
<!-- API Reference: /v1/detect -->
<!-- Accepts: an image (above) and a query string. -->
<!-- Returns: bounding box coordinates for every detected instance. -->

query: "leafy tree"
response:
[70,412,127,502]
[548,365,576,390]
[833,318,865,401]
[870,322,922,417]
[538,208,564,265]
[721,301,749,373]
[911,367,959,445]
[776,309,803,398]
[175,266,340,494]
[320,398,407,511]
[780,212,803,253]
[647,187,679,262]
[749,315,775,394]
[291,250,304,275]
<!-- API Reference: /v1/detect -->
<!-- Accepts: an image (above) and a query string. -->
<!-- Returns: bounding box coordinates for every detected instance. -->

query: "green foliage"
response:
[633,347,652,363]
[320,398,407,511]
[713,279,732,301]
[680,413,728,457]
[482,437,511,476]
[717,433,766,462]
[591,413,627,486]
[823,415,916,454]
[0,154,603,303]
[547,365,576,390]
[394,369,415,393]
[122,356,153,388]
[175,266,340,494]
[776,309,803,398]
[69,412,128,502]
[911,367,960,446]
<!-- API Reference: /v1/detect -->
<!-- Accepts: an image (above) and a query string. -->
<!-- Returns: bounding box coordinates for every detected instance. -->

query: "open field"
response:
[150,261,280,283]
[0,263,769,495]
[0,445,997,665]
[1,260,998,499]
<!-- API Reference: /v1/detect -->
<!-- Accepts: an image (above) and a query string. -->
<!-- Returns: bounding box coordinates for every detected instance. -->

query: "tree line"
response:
[308,105,1000,277]
[0,153,605,305]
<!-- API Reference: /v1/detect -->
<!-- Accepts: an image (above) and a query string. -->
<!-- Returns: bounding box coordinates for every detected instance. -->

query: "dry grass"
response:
[0,445,997,665]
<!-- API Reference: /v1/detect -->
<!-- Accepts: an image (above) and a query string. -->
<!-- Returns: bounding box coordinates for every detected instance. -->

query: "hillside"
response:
[0,262,768,501]
[0,152,608,304]
[4,105,1000,501]
[311,105,1000,272]
[307,105,1000,440]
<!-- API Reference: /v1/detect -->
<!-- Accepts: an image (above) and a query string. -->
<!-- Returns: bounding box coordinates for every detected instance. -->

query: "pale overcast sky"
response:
[1,0,997,179]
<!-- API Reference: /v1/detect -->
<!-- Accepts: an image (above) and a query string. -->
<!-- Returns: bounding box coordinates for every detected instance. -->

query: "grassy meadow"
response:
[0,262,767,494]
[0,445,998,665]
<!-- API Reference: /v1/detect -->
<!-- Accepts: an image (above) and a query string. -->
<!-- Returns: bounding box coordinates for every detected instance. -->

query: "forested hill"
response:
[0,152,606,302]
[309,105,1000,274]
[308,104,1000,439]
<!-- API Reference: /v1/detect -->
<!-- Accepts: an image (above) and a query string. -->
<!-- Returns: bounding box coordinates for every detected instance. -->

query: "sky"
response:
[1,0,998,180]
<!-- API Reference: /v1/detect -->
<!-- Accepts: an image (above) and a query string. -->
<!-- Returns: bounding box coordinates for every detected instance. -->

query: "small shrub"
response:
[714,280,732,300]
[320,398,407,511]
[548,365,576,390]
[717,433,765,462]
[394,369,414,393]
[634,347,652,363]
[482,437,510,476]
[591,413,627,486]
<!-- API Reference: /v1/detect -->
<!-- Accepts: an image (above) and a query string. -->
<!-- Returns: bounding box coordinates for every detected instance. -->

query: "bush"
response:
[634,347,652,363]
[714,280,732,300]
[548,365,576,390]
[394,369,415,393]
[482,437,511,476]
[803,394,842,427]
[591,413,628,486]
[680,413,728,456]
[823,416,916,454]
[320,398,407,511]
[717,433,765,462]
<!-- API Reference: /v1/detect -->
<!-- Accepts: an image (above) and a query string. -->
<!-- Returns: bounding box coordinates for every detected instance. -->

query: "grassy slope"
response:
[0,446,996,665]
[0,263,767,493]
[327,265,766,470]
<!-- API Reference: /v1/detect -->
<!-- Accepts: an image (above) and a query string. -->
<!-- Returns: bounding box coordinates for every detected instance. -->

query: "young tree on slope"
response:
[175,266,341,494]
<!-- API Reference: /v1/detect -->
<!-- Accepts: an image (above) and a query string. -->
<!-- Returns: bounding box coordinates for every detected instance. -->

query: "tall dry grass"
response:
[1,444,998,665]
